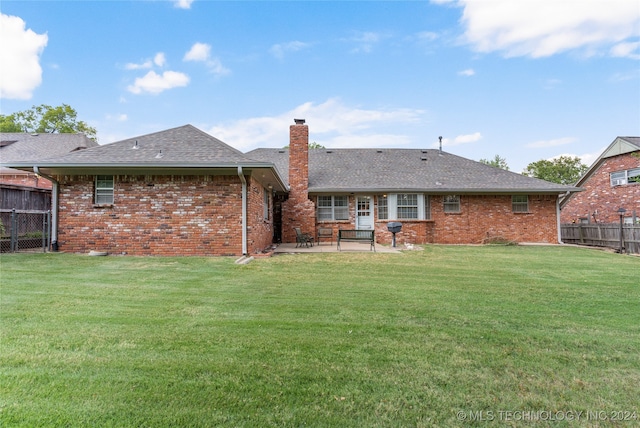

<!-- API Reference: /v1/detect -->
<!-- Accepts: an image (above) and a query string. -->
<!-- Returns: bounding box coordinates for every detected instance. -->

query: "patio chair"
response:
[294,227,314,248]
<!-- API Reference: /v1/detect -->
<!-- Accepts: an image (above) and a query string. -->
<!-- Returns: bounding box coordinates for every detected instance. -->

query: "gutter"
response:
[237,166,248,255]
[34,166,58,251]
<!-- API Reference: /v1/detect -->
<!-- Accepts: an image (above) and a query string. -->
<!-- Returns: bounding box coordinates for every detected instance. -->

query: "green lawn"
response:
[1,246,638,427]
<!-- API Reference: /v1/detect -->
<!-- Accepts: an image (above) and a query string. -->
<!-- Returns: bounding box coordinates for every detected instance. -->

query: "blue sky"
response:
[1,0,639,172]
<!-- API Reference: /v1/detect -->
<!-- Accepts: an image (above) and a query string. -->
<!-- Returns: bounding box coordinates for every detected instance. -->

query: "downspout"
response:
[556,194,563,244]
[34,166,58,251]
[237,166,248,255]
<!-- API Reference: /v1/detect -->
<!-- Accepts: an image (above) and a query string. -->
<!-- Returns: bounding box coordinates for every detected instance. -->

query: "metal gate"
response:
[0,209,51,253]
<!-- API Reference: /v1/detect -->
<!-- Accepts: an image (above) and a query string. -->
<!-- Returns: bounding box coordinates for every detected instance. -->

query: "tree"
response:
[283,141,325,149]
[479,154,509,170]
[522,156,588,185]
[0,104,97,141]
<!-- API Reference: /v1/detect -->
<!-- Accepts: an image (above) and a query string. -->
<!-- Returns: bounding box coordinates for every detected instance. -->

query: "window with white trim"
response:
[424,195,431,220]
[512,195,529,213]
[443,195,460,213]
[611,168,640,186]
[377,193,428,220]
[378,195,388,220]
[95,175,114,204]
[397,193,418,219]
[317,195,349,221]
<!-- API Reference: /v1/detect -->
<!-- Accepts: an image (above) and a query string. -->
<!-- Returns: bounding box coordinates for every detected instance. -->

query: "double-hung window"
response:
[95,175,114,204]
[317,195,349,221]
[512,195,529,213]
[377,194,429,220]
[397,194,418,219]
[443,195,460,213]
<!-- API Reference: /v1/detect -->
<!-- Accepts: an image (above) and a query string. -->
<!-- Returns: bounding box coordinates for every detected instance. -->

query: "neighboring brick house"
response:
[3,121,579,256]
[1,133,97,216]
[560,136,640,224]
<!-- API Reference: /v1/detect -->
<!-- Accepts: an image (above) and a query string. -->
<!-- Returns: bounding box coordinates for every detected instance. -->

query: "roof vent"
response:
[377,150,383,153]
[132,140,139,150]
[294,118,306,125]
[155,150,164,159]
[421,156,428,161]
[326,150,333,153]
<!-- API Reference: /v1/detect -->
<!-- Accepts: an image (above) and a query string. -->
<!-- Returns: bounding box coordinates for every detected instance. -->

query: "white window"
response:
[378,195,388,220]
[378,194,428,220]
[512,195,529,213]
[317,195,349,221]
[397,194,418,219]
[611,168,640,186]
[443,195,460,213]
[95,175,114,204]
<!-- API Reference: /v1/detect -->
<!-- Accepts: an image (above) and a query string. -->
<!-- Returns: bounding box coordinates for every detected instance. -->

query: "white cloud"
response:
[154,52,166,67]
[183,42,230,75]
[610,41,640,60]
[125,60,152,70]
[458,68,475,76]
[0,14,48,100]
[346,31,389,53]
[207,98,425,150]
[451,0,640,58]
[127,70,190,95]
[269,41,311,59]
[184,42,210,62]
[435,132,482,148]
[526,137,577,148]
[174,0,194,9]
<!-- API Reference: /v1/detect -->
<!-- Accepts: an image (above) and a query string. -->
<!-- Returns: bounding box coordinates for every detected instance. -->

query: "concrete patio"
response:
[273,241,402,254]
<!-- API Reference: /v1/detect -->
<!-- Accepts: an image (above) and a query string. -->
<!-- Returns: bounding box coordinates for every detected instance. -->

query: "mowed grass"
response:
[0,246,638,427]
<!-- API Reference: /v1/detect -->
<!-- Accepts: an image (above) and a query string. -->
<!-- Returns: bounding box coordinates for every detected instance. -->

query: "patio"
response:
[273,241,403,254]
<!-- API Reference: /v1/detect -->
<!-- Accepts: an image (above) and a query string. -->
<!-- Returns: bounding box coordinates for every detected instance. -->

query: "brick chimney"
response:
[289,119,309,200]
[281,119,316,243]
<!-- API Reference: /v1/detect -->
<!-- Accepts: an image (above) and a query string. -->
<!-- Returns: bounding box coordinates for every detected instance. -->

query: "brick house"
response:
[3,121,579,256]
[560,136,640,224]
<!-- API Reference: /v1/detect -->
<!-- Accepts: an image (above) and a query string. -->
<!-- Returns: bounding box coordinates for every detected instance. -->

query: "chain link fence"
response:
[0,209,51,253]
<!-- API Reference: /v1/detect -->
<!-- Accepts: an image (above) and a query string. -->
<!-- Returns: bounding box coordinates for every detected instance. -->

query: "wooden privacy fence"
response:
[561,223,640,254]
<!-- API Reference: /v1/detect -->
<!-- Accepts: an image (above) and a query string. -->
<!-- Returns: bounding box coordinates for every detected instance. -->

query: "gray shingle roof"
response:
[247,148,578,193]
[6,125,264,167]
[0,132,97,163]
[620,136,640,149]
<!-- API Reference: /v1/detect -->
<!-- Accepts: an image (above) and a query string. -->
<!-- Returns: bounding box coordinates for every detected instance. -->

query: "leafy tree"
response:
[283,141,325,149]
[0,104,97,141]
[522,155,588,185]
[479,154,509,170]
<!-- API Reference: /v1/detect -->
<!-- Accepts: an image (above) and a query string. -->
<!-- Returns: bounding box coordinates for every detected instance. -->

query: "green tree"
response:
[479,154,509,170]
[0,104,97,141]
[522,156,588,185]
[283,141,325,149]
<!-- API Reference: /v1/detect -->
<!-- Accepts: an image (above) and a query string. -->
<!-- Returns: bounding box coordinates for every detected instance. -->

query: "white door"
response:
[356,196,374,229]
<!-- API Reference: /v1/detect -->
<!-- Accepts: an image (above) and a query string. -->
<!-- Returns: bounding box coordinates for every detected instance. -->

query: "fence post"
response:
[10,209,17,252]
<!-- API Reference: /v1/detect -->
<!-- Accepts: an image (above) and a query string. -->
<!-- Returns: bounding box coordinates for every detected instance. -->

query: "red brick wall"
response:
[0,173,53,190]
[55,174,273,256]
[246,176,275,253]
[561,153,640,223]
[282,122,316,243]
[314,194,560,245]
